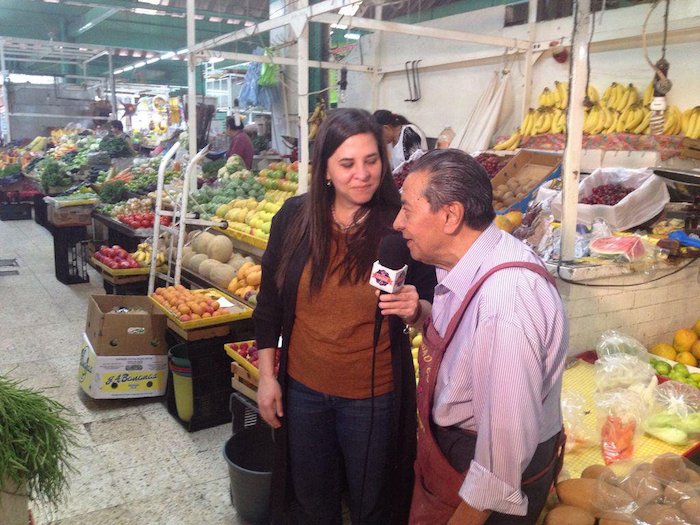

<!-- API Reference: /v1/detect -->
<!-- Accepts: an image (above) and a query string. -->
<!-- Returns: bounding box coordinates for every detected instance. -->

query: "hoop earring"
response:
[326,180,331,187]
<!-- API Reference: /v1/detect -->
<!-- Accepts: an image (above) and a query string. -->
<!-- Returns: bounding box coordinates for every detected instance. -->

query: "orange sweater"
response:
[287,234,393,398]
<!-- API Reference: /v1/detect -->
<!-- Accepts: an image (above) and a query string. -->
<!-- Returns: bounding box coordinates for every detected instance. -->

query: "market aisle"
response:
[0,218,244,525]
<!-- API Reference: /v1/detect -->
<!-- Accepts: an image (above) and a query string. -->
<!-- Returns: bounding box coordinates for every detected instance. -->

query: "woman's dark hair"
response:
[226,115,244,131]
[276,108,400,292]
[393,114,410,126]
[373,110,410,127]
[409,149,495,230]
[109,120,123,132]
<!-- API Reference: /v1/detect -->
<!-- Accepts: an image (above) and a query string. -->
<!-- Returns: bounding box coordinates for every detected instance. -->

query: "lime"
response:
[690,373,700,382]
[654,362,672,376]
[672,363,690,377]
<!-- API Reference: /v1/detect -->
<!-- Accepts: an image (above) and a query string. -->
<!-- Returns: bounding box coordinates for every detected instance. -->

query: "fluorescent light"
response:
[227,18,241,25]
[133,8,158,15]
[177,48,189,55]
[339,4,360,16]
[194,14,205,21]
[331,23,348,29]
[138,0,160,4]
[132,50,142,58]
[209,16,222,22]
[244,21,255,27]
[122,65,135,72]
[79,22,93,32]
[133,61,147,69]
[208,57,224,64]
[344,32,361,40]
[118,49,129,56]
[161,52,176,60]
[146,57,160,64]
[113,68,124,75]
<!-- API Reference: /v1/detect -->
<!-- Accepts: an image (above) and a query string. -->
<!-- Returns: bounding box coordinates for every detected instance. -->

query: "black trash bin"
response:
[223,393,274,524]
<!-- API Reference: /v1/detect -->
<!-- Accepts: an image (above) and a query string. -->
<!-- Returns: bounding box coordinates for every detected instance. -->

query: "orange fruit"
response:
[650,343,677,361]
[694,319,700,338]
[673,329,698,353]
[676,351,698,368]
[691,340,700,361]
[177,303,191,315]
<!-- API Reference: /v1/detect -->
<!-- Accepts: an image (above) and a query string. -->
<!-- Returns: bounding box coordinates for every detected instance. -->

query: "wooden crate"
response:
[231,361,258,401]
[166,318,230,341]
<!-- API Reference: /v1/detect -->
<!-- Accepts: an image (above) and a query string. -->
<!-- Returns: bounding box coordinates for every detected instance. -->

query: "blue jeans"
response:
[286,377,395,525]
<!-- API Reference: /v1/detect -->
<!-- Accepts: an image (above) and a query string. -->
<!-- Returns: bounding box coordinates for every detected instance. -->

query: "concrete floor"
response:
[0,217,244,524]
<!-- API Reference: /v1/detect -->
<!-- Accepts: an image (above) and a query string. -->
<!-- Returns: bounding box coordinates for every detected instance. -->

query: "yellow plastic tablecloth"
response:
[561,360,697,478]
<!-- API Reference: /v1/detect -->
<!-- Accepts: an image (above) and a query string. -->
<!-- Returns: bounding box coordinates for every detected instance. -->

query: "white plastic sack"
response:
[550,167,669,231]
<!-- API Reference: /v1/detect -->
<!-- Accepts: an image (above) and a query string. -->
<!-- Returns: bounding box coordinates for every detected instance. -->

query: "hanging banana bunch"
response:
[492,128,522,151]
[681,107,700,139]
[308,99,327,141]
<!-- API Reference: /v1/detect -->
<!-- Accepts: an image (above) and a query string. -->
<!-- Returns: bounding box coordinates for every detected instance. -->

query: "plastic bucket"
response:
[168,343,191,368]
[224,394,274,524]
[169,361,193,423]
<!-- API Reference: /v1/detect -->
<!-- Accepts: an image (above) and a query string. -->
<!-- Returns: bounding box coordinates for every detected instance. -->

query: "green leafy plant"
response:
[99,179,129,204]
[0,375,77,506]
[38,159,71,192]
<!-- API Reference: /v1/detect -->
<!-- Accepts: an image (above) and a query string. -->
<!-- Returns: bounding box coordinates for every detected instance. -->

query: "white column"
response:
[187,0,198,193]
[520,0,538,121]
[560,0,591,260]
[107,50,118,118]
[297,0,310,195]
[370,4,383,112]
[0,41,11,143]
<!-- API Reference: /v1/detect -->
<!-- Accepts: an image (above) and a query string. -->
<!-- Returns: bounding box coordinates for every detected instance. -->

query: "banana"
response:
[532,110,545,134]
[615,85,631,112]
[606,83,620,109]
[688,108,700,139]
[493,129,521,151]
[663,105,679,135]
[625,105,644,132]
[521,109,535,137]
[681,108,694,135]
[587,85,600,103]
[633,108,651,134]
[602,82,615,104]
[643,81,654,107]
[539,88,555,108]
[616,107,631,133]
[669,106,682,135]
[605,111,619,134]
[551,86,561,109]
[555,81,568,109]
[539,111,554,134]
[601,105,614,130]
[626,84,639,108]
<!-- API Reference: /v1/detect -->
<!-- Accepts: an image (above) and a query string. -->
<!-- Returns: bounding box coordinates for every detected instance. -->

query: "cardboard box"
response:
[85,295,168,356]
[78,335,168,399]
[491,150,562,213]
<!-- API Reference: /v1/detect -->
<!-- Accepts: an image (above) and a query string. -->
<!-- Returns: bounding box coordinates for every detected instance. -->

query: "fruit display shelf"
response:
[213,225,267,254]
[90,257,167,276]
[149,288,252,330]
[44,195,100,208]
[179,267,257,311]
[224,341,260,381]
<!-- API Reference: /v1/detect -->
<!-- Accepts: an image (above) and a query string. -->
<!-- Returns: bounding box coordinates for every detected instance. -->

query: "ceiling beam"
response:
[312,12,530,50]
[197,50,373,72]
[69,6,120,37]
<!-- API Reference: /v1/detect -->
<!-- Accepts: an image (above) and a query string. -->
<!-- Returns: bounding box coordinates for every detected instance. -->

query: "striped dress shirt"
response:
[431,223,568,516]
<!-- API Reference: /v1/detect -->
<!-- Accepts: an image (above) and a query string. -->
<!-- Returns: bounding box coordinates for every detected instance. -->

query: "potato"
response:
[686,469,700,484]
[544,505,595,525]
[581,464,618,484]
[680,496,700,524]
[635,503,688,525]
[506,178,520,190]
[556,478,599,514]
[621,471,664,505]
[496,184,508,193]
[664,481,698,505]
[599,517,634,525]
[595,483,636,518]
[502,191,514,204]
[652,454,689,483]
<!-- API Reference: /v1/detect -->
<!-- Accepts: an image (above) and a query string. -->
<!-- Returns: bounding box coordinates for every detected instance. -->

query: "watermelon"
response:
[590,236,645,261]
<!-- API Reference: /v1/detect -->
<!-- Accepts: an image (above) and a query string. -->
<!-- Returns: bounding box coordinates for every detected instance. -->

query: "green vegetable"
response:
[677,413,700,434]
[644,425,688,445]
[38,158,71,192]
[646,413,682,428]
[99,180,129,204]
[0,375,77,506]
[673,363,690,377]
[0,163,21,179]
[98,135,135,158]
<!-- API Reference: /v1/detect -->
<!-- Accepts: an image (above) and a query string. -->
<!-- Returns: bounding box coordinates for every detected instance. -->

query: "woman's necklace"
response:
[331,205,369,232]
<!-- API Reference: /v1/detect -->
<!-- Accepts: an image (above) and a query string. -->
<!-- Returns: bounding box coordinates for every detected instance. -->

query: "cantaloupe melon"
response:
[192,231,214,254]
[210,264,237,289]
[198,259,221,280]
[182,250,196,268]
[187,253,208,273]
[207,235,233,262]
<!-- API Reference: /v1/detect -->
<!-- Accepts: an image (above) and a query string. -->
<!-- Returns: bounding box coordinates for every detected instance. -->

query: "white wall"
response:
[340,0,700,142]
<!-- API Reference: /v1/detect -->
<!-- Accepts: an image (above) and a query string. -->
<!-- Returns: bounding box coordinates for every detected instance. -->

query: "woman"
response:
[373,110,428,170]
[225,112,254,169]
[254,108,435,525]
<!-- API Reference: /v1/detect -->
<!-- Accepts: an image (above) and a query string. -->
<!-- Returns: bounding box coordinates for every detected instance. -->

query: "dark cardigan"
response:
[253,195,436,524]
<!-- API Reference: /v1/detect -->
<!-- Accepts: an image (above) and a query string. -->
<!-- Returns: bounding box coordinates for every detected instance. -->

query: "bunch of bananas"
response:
[492,129,522,151]
[537,81,570,110]
[681,107,700,139]
[308,100,327,141]
[131,243,166,267]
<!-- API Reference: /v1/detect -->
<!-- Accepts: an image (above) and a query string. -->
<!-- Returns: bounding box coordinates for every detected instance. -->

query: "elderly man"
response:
[392,149,568,525]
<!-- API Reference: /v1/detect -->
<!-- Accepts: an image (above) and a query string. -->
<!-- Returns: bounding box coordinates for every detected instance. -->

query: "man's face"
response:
[393,170,446,266]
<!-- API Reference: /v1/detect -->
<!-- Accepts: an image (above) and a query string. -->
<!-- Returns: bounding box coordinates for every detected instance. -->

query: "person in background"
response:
[226,111,254,169]
[373,110,428,170]
[254,108,436,524]
[392,149,568,525]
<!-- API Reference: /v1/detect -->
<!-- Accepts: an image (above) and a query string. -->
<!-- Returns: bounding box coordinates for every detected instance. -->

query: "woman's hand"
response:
[258,375,284,429]
[377,284,420,324]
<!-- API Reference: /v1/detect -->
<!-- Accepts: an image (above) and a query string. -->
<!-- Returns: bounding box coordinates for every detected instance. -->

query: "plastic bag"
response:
[258,49,279,87]
[596,330,649,360]
[561,391,596,452]
[644,381,700,446]
[550,167,670,231]
[597,390,648,465]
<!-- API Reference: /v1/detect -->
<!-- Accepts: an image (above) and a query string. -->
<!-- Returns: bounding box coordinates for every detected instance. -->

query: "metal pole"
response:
[297,0,310,195]
[520,0,538,122]
[560,0,591,261]
[0,41,11,143]
[370,4,383,112]
[186,0,198,193]
[107,50,117,119]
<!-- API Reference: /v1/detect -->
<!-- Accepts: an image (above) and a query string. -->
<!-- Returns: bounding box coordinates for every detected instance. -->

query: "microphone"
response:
[369,233,410,294]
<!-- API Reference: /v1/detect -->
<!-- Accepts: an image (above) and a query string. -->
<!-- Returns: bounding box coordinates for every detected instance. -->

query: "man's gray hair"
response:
[409,149,495,229]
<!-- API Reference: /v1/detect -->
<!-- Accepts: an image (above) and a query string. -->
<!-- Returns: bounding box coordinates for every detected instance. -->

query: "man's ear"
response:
[443,202,464,234]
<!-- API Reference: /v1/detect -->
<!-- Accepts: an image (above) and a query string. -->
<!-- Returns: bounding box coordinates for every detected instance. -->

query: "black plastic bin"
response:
[0,202,32,221]
[224,393,274,524]
[33,193,48,226]
[50,226,90,285]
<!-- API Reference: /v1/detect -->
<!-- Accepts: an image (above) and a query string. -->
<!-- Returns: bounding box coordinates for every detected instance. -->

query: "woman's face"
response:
[326,132,383,210]
[381,124,395,145]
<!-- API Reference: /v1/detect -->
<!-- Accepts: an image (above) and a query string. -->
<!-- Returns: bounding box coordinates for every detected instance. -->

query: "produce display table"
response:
[164,318,256,432]
[562,359,700,478]
[92,212,152,252]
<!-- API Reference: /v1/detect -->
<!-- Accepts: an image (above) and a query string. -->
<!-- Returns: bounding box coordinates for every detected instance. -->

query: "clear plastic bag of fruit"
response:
[561,391,596,453]
[596,389,648,465]
[596,330,650,360]
[594,353,656,393]
[643,381,700,446]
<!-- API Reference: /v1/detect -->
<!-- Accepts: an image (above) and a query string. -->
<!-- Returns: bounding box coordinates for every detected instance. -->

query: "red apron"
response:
[409,262,565,525]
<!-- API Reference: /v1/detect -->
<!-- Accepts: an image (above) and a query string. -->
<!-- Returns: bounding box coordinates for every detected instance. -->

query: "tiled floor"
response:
[0,218,244,524]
